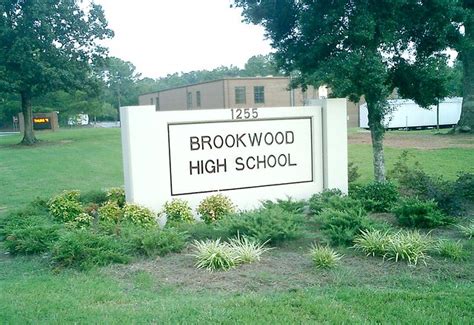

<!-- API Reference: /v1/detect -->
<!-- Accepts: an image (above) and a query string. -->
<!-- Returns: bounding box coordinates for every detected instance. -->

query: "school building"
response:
[138,77,359,127]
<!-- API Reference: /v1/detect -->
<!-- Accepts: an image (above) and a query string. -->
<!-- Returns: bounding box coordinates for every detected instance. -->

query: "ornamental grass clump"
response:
[228,234,270,264]
[457,223,474,239]
[384,230,433,266]
[436,240,466,261]
[309,244,343,269]
[353,229,391,257]
[192,239,236,271]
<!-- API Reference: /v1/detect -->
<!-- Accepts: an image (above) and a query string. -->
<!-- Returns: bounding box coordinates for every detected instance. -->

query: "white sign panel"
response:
[120,101,347,213]
[168,117,313,195]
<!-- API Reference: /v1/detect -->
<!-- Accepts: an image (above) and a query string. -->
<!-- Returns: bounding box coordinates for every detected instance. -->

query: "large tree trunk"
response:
[20,91,38,145]
[367,101,386,182]
[458,8,474,131]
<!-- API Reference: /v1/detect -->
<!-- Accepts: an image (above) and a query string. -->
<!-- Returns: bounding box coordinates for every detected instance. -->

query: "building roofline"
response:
[138,76,290,96]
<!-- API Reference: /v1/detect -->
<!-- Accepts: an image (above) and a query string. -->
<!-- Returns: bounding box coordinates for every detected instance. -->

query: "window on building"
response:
[155,96,160,110]
[254,86,265,104]
[187,92,192,109]
[150,98,154,105]
[235,86,246,104]
[196,91,201,107]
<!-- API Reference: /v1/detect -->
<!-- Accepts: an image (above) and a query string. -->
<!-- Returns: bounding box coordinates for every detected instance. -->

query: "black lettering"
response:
[201,136,212,150]
[286,131,294,144]
[264,132,274,145]
[288,153,297,166]
[213,135,224,149]
[190,136,200,151]
[267,155,277,168]
[205,160,216,173]
[247,156,256,169]
[225,135,236,148]
[216,159,227,173]
[235,157,244,171]
[236,133,247,147]
[248,133,262,146]
[256,155,267,169]
[277,154,287,166]
[189,160,201,175]
[275,132,284,144]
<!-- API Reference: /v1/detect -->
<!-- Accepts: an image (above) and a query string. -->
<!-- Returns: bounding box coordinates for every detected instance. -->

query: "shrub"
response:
[141,228,188,257]
[228,234,270,264]
[261,197,306,214]
[2,214,61,255]
[436,240,466,261]
[309,244,343,269]
[351,181,399,212]
[384,230,433,266]
[353,229,391,257]
[457,223,474,239]
[162,199,194,226]
[348,162,360,184]
[174,221,228,241]
[317,208,374,246]
[309,192,364,216]
[197,194,235,223]
[389,151,470,216]
[79,189,108,205]
[393,197,451,228]
[106,187,126,207]
[219,206,302,244]
[192,239,236,271]
[51,229,131,270]
[98,201,123,223]
[67,212,94,229]
[48,190,84,222]
[123,203,157,228]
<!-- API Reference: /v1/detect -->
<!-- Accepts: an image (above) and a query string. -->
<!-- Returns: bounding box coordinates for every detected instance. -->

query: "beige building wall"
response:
[186,80,224,109]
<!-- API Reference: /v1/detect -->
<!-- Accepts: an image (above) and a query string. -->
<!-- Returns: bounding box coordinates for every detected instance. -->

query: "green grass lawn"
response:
[1,127,473,323]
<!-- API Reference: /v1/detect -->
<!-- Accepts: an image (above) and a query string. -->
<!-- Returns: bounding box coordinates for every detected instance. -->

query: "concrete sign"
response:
[120,99,347,213]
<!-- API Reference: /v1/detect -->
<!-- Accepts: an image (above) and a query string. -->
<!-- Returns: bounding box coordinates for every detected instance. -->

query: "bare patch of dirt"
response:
[349,131,474,149]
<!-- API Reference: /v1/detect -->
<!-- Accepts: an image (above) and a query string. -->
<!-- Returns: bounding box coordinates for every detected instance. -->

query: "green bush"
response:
[51,229,131,270]
[162,199,194,226]
[436,240,466,261]
[309,244,343,269]
[48,190,84,222]
[197,194,235,223]
[261,197,306,214]
[389,151,470,216]
[123,203,157,228]
[174,221,228,241]
[348,162,360,184]
[106,187,126,207]
[393,197,451,228]
[219,206,302,244]
[309,190,363,215]
[140,228,188,257]
[2,214,61,255]
[98,201,123,223]
[79,189,109,205]
[350,181,399,212]
[317,208,374,246]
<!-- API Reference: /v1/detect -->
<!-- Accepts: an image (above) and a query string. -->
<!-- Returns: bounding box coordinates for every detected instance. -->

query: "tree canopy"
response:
[0,0,113,144]
[233,0,461,181]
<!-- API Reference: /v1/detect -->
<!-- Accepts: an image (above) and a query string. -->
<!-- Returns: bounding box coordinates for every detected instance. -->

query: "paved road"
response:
[0,132,19,137]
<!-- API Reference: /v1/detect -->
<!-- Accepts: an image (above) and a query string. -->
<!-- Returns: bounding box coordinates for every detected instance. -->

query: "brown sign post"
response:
[19,112,59,133]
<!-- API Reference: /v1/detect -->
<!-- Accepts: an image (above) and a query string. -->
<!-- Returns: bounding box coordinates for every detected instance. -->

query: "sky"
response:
[94,0,273,79]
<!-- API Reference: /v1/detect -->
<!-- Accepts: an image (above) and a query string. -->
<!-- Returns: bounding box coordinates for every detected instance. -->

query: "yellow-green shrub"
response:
[197,194,235,223]
[123,203,156,228]
[48,190,84,222]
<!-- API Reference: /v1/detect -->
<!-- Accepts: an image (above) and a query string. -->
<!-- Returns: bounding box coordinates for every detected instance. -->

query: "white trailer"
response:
[359,97,462,129]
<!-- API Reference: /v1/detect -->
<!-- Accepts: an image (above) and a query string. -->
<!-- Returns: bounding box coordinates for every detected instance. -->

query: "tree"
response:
[243,54,280,77]
[0,0,113,144]
[233,0,458,181]
[455,2,474,131]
